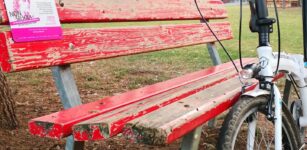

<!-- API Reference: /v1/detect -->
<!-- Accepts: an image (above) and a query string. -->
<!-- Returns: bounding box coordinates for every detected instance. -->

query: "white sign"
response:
[4,0,62,42]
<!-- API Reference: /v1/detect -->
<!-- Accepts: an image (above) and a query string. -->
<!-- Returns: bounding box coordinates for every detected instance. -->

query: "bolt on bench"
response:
[0,0,254,149]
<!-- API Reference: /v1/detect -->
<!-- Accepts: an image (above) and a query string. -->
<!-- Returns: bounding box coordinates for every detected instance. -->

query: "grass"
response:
[224,6,303,56]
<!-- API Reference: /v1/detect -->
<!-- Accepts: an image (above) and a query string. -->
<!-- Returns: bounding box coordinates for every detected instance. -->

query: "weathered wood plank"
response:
[72,68,239,141]
[0,22,232,73]
[179,42,222,150]
[0,0,227,24]
[28,59,255,140]
[123,78,244,145]
[122,74,285,145]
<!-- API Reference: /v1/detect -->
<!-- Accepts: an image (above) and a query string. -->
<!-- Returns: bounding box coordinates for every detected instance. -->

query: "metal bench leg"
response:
[65,136,84,150]
[180,42,222,150]
[181,127,203,150]
[52,65,84,150]
[207,42,222,66]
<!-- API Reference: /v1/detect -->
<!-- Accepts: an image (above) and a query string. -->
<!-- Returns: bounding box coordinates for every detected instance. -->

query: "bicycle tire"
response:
[217,96,302,150]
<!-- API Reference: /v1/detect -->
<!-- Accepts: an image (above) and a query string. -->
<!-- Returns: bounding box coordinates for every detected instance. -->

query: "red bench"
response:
[0,0,249,149]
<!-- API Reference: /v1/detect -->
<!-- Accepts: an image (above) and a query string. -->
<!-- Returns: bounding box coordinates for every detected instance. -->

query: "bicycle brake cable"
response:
[194,0,240,74]
[273,0,281,75]
[239,0,244,69]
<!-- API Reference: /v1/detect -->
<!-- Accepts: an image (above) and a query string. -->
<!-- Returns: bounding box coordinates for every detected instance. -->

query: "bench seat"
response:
[123,76,244,145]
[74,73,245,142]
[28,58,256,140]
[123,74,285,146]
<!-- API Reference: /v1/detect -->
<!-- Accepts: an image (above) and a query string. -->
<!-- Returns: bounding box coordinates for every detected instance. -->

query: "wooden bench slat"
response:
[122,74,285,145]
[0,22,232,73]
[122,77,246,145]
[28,59,255,140]
[72,68,238,141]
[0,0,227,24]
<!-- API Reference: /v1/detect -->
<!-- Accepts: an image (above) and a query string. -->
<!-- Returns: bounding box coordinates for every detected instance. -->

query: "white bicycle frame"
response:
[243,46,307,150]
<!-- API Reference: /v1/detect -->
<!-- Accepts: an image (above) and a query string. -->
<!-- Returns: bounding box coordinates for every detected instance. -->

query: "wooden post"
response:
[0,71,18,129]
[51,65,84,150]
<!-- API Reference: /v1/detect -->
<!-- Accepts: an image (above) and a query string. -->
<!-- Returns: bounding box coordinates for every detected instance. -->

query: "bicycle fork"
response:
[258,46,283,149]
[245,46,283,150]
[246,85,282,150]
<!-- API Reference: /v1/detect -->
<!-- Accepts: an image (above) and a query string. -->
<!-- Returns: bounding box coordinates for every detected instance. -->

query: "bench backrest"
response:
[0,0,232,73]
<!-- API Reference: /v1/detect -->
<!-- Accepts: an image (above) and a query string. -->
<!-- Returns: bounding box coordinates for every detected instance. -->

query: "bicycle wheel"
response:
[217,96,302,150]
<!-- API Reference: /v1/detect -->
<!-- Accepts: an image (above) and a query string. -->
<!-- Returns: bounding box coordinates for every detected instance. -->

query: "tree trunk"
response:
[0,71,18,129]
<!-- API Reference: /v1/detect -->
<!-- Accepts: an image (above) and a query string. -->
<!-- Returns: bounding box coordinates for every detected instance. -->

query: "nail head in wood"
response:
[59,0,64,7]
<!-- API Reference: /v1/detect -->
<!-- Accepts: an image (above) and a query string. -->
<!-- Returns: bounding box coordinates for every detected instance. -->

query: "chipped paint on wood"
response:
[0,0,227,24]
[28,121,65,139]
[122,79,248,145]
[0,32,10,72]
[0,22,232,73]
[72,67,241,141]
[0,1,7,24]
[28,59,255,139]
[72,124,108,141]
[122,74,285,145]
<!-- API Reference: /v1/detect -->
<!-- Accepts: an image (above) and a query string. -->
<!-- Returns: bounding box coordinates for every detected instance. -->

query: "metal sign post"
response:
[303,0,307,66]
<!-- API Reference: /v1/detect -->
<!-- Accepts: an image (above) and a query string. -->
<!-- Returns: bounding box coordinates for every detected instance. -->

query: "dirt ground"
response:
[0,56,224,150]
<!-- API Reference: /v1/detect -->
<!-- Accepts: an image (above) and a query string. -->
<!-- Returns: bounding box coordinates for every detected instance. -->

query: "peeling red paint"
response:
[75,71,239,141]
[0,23,232,73]
[121,74,284,145]
[166,89,243,143]
[28,59,255,140]
[0,32,11,72]
[0,0,227,24]
[28,121,65,139]
[165,74,284,144]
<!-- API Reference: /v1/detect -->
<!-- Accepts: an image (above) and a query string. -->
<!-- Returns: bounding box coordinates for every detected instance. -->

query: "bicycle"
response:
[195,0,307,149]
[207,0,307,149]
